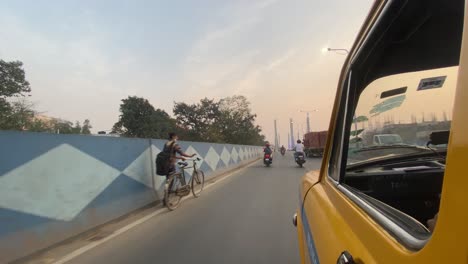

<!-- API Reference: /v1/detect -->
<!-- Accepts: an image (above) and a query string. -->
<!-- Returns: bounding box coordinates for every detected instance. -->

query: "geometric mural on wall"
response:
[0,131,262,263]
[220,147,231,166]
[122,145,160,188]
[204,147,220,171]
[231,147,239,163]
[0,139,261,222]
[0,143,121,221]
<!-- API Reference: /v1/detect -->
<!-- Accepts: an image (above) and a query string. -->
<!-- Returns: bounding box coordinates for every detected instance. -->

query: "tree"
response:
[0,60,31,130]
[112,96,174,138]
[218,95,265,145]
[52,120,74,134]
[0,59,94,134]
[28,119,52,132]
[174,95,265,145]
[1,99,35,130]
[0,60,31,98]
[81,119,92,134]
[0,98,13,129]
[173,98,222,142]
[72,121,82,134]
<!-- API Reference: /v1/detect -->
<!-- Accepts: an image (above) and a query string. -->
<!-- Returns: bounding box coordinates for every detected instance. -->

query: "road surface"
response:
[67,153,321,264]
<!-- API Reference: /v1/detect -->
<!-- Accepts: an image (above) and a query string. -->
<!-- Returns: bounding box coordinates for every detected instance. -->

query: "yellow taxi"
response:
[295,0,468,263]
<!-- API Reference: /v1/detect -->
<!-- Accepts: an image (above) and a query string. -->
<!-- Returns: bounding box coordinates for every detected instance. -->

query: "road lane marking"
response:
[52,161,255,264]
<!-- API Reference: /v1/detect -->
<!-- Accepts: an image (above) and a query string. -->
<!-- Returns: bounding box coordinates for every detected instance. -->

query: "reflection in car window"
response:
[347,67,457,165]
[343,66,457,236]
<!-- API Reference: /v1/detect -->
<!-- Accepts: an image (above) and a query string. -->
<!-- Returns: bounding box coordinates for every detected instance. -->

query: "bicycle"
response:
[164,157,205,210]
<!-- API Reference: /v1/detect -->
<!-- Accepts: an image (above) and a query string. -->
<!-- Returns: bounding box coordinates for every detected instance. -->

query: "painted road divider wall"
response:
[0,131,262,263]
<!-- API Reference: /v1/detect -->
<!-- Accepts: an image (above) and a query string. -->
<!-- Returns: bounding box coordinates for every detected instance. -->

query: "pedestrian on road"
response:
[163,132,196,179]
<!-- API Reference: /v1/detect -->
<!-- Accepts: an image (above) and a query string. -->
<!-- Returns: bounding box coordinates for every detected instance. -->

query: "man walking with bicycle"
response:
[163,132,196,180]
[157,132,204,210]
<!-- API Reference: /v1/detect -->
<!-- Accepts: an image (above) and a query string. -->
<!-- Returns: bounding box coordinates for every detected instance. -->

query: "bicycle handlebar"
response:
[177,157,201,167]
[183,157,201,161]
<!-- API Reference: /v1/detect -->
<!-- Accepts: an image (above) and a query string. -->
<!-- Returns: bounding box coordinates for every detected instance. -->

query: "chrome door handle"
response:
[337,251,355,264]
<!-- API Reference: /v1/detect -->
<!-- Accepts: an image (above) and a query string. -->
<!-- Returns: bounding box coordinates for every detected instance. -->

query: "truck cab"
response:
[295,1,468,263]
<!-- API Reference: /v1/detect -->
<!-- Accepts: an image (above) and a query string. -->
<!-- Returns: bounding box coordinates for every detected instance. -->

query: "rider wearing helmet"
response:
[294,139,305,159]
[264,142,273,158]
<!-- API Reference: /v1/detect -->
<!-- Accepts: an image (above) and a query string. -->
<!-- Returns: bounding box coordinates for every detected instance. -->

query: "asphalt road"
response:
[67,153,322,264]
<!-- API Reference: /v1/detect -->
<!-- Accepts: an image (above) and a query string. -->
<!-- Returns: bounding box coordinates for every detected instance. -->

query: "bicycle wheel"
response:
[191,170,205,197]
[165,174,183,210]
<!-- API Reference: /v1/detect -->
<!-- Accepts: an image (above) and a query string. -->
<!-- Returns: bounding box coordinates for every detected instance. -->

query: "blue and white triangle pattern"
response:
[0,141,261,221]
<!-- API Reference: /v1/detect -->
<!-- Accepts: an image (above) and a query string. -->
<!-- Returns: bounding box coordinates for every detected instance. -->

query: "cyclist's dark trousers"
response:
[166,165,176,180]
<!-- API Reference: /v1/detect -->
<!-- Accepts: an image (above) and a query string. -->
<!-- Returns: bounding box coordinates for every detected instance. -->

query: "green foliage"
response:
[52,120,74,134]
[0,59,92,134]
[81,119,92,134]
[218,95,265,145]
[0,98,13,129]
[112,96,175,138]
[0,60,31,98]
[72,121,82,134]
[350,129,365,137]
[173,98,222,142]
[0,99,35,130]
[353,115,369,123]
[0,59,32,130]
[28,119,52,132]
[112,95,265,144]
[173,95,265,145]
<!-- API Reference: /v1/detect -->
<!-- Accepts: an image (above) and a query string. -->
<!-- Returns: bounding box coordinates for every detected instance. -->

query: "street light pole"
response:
[274,119,279,151]
[289,118,295,148]
[327,48,349,54]
[300,109,318,134]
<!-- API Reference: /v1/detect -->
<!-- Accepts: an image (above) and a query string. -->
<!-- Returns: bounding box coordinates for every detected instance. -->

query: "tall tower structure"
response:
[290,118,295,148]
[274,120,279,151]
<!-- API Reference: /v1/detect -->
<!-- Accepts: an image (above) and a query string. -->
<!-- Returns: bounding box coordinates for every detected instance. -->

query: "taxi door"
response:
[297,0,468,263]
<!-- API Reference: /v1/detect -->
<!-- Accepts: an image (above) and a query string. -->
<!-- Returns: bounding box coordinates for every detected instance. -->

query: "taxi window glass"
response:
[344,66,457,233]
[347,68,455,164]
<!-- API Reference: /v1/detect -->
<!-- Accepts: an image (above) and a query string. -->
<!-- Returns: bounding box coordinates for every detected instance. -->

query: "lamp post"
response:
[326,48,349,54]
[323,47,354,138]
[300,109,318,133]
[289,118,294,149]
[322,47,349,55]
[274,119,279,151]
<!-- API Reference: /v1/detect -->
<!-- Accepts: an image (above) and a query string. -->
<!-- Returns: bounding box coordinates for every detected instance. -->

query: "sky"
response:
[0,0,373,145]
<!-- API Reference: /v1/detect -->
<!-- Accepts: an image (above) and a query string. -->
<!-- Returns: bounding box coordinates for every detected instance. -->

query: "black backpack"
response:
[155,142,175,176]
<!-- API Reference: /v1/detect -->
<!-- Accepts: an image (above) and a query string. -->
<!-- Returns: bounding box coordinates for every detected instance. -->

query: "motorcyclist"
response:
[264,142,273,159]
[280,145,286,154]
[294,140,305,159]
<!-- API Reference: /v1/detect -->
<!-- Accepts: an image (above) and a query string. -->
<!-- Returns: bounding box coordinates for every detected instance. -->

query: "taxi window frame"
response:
[325,69,432,250]
[322,0,451,250]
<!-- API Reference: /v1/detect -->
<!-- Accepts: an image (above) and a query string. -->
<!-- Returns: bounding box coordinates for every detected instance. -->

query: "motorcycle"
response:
[264,153,273,167]
[295,152,306,168]
[280,149,286,156]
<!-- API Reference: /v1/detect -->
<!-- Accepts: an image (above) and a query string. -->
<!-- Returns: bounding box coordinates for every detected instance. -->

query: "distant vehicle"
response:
[263,153,272,167]
[373,134,403,145]
[95,131,120,137]
[295,152,306,167]
[303,131,327,157]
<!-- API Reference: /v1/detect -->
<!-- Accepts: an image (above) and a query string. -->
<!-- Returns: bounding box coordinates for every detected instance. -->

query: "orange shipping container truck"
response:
[303,131,327,157]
